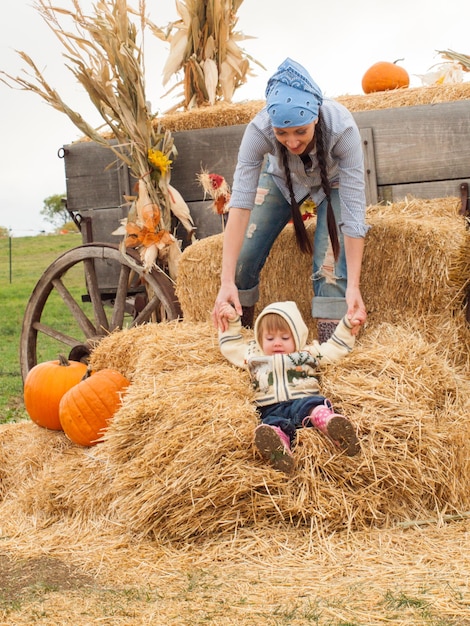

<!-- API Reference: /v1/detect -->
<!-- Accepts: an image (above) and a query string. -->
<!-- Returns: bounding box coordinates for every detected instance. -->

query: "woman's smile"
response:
[273,120,316,155]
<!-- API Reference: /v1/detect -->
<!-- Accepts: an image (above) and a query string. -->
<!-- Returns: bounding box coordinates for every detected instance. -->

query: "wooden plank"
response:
[170,125,246,201]
[78,207,127,246]
[378,178,470,203]
[63,141,115,176]
[352,101,470,186]
[360,128,378,206]
[66,174,125,211]
[64,141,132,211]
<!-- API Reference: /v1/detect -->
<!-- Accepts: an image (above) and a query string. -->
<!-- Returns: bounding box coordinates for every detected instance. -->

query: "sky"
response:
[1,0,469,236]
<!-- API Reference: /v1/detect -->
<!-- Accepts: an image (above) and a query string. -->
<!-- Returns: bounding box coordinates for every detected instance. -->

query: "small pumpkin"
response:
[362,60,410,94]
[23,355,88,430]
[59,368,130,446]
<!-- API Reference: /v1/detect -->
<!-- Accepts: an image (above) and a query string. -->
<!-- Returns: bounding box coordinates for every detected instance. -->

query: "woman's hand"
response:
[212,283,242,331]
[345,286,367,336]
[343,235,367,335]
[218,302,238,327]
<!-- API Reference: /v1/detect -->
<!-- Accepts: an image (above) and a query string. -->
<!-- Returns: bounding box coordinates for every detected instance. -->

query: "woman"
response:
[212,58,369,341]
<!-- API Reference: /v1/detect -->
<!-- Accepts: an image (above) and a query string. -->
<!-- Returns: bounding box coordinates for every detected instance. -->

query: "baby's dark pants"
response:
[258,396,330,444]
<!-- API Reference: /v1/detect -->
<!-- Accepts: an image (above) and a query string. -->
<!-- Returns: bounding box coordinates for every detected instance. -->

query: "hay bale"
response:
[174,234,227,325]
[336,82,470,113]
[86,324,160,380]
[155,84,470,132]
[159,100,265,131]
[0,423,72,501]
[0,422,113,533]
[363,198,470,321]
[96,320,470,540]
[1,320,469,547]
[175,223,316,333]
[176,198,470,344]
[3,317,468,543]
[1,200,468,545]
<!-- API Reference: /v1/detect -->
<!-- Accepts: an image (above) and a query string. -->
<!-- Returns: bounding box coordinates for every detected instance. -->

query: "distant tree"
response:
[40,194,69,227]
[0,226,9,238]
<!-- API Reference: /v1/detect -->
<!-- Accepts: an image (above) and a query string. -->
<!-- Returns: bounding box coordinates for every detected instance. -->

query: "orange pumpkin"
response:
[362,60,410,94]
[23,355,88,430]
[59,369,130,446]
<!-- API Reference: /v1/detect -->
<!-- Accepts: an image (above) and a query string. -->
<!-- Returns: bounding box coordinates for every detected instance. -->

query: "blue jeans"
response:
[258,396,329,444]
[234,166,348,320]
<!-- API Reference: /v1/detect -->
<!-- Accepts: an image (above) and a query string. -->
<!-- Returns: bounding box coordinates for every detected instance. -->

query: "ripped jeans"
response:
[234,168,348,320]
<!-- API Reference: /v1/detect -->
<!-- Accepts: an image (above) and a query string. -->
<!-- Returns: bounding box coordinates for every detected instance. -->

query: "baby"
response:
[218,301,360,474]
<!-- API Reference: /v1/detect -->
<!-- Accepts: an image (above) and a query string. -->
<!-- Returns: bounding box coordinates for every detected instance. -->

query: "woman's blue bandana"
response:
[266,58,323,128]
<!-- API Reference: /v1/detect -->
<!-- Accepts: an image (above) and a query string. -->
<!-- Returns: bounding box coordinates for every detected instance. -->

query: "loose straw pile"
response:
[2,310,469,543]
[1,186,470,626]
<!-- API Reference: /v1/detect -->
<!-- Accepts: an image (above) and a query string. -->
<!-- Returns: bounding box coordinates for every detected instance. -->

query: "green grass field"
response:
[0,232,82,423]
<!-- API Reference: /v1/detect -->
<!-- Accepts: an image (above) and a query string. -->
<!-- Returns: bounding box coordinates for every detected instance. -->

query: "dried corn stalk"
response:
[0,0,186,276]
[148,0,264,111]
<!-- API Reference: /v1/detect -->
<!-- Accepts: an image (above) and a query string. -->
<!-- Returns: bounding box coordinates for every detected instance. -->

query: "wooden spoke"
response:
[110,263,132,331]
[31,321,82,347]
[83,257,109,332]
[51,277,97,337]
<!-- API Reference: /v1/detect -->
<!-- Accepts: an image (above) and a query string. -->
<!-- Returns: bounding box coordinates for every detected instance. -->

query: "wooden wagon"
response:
[19,100,470,381]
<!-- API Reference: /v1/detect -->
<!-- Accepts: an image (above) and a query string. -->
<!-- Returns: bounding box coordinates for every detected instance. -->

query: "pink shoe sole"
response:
[254,425,295,474]
[325,415,360,456]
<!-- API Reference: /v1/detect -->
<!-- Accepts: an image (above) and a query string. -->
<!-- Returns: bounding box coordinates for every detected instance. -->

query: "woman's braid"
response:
[280,145,313,255]
[315,110,340,260]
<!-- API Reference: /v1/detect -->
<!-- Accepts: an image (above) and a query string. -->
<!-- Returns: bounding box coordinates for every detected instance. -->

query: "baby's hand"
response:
[219,302,238,322]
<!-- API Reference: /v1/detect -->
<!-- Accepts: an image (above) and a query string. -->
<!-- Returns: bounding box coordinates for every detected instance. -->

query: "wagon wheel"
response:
[20,243,182,382]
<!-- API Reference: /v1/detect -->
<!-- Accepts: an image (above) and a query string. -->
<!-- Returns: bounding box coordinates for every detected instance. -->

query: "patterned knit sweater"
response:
[219,301,355,407]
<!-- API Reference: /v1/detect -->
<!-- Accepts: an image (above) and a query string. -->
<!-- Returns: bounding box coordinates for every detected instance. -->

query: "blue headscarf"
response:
[265,58,323,128]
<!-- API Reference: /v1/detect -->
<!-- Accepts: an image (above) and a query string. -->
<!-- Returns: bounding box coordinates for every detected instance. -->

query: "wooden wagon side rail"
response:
[355,101,470,205]
[63,100,470,245]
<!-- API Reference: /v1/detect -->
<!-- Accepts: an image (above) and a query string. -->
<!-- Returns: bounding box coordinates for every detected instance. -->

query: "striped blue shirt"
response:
[229,99,369,238]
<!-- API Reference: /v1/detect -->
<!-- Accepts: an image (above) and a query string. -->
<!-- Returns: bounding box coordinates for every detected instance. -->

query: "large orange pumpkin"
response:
[362,60,410,94]
[59,368,130,446]
[23,355,88,430]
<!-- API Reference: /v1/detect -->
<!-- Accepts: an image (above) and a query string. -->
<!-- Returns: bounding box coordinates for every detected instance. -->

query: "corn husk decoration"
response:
[0,0,189,278]
[117,129,196,272]
[123,179,174,272]
[416,49,470,87]
[436,49,470,71]
[148,0,265,111]
[417,62,465,86]
[167,185,197,243]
